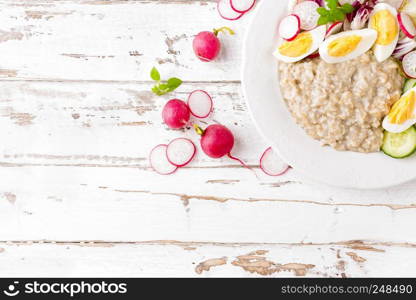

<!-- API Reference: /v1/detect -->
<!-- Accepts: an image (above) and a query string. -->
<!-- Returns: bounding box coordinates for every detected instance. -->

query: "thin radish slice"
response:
[149,144,177,175]
[166,138,196,167]
[230,0,256,13]
[403,50,416,78]
[384,0,406,10]
[259,147,290,176]
[187,90,213,118]
[293,1,320,30]
[398,12,416,38]
[325,22,343,38]
[217,0,244,21]
[279,14,301,41]
[393,37,416,59]
[287,0,299,12]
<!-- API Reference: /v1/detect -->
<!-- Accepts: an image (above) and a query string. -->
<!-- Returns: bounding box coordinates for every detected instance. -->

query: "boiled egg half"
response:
[368,3,399,62]
[383,87,416,133]
[273,26,326,63]
[319,29,377,63]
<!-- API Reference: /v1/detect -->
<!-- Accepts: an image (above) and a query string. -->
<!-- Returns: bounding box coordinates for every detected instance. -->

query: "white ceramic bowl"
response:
[242,0,416,189]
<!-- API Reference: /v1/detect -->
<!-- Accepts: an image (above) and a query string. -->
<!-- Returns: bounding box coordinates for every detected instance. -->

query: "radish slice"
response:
[230,0,256,13]
[398,12,416,39]
[393,37,416,59]
[325,22,343,38]
[279,14,301,41]
[149,144,178,175]
[403,50,416,78]
[259,147,290,176]
[384,0,406,10]
[166,138,196,167]
[293,1,320,30]
[187,90,213,118]
[218,0,244,21]
[287,0,299,12]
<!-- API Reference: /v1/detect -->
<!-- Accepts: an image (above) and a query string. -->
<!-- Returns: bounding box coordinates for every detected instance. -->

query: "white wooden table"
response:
[0,0,415,277]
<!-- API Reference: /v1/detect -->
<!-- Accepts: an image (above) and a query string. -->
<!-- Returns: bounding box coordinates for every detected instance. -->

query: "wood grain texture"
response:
[0,80,414,244]
[0,0,246,81]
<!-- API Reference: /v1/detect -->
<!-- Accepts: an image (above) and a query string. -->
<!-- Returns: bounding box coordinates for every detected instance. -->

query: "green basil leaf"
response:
[326,0,338,10]
[341,3,354,14]
[152,85,162,96]
[331,9,345,22]
[150,67,182,96]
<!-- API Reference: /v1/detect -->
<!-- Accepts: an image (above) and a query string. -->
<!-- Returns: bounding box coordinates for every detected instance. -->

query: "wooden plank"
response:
[0,1,413,278]
[0,165,415,242]
[0,241,414,277]
[0,0,248,81]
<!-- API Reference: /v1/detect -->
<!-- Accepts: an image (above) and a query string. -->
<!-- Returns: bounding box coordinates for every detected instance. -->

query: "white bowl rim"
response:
[241,0,416,189]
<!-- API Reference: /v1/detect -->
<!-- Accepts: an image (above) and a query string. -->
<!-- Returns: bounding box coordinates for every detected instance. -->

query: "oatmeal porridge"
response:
[278,52,404,153]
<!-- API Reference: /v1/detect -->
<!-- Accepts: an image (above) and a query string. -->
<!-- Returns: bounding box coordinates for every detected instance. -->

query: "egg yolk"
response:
[388,91,416,124]
[278,32,313,57]
[370,10,398,46]
[327,35,362,57]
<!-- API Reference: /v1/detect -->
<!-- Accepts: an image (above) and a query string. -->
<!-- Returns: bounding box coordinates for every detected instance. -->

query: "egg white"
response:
[319,29,377,63]
[273,26,326,63]
[383,87,416,133]
[369,3,399,62]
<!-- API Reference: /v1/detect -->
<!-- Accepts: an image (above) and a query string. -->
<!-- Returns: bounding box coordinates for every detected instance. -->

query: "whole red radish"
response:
[194,124,251,171]
[162,99,190,129]
[193,27,234,62]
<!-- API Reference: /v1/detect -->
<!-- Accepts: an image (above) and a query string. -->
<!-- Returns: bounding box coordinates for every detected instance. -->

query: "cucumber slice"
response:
[382,127,416,158]
[404,78,416,93]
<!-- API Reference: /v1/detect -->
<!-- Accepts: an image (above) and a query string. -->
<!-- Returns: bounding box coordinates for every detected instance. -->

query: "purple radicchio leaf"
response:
[348,0,378,26]
[312,0,325,6]
[347,1,365,22]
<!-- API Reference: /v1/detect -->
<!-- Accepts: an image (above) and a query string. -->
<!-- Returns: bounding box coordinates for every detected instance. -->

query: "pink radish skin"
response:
[198,124,234,158]
[149,144,178,175]
[403,50,416,78]
[187,90,213,118]
[217,0,244,20]
[398,12,416,39]
[193,27,234,62]
[325,22,343,38]
[166,138,196,167]
[230,0,256,13]
[279,14,301,41]
[162,99,190,129]
[259,147,290,176]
